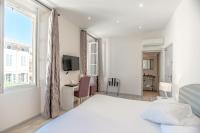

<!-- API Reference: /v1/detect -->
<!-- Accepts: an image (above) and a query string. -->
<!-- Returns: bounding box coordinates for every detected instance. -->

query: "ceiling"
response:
[42,0,182,37]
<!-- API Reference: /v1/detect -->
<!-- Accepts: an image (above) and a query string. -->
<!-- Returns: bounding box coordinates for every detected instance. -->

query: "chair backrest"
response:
[107,78,120,87]
[159,82,172,92]
[78,76,91,97]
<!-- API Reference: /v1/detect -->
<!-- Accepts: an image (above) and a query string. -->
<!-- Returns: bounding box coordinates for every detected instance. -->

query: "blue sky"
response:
[5,6,33,45]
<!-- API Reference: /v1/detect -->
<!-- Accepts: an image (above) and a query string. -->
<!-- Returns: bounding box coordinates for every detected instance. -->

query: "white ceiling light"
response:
[139,3,144,8]
[88,16,92,20]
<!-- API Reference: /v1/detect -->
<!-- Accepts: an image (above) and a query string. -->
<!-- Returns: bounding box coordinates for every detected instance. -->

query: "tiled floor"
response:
[143,90,159,98]
[4,92,158,133]
[4,116,50,133]
[4,111,66,133]
[99,91,158,101]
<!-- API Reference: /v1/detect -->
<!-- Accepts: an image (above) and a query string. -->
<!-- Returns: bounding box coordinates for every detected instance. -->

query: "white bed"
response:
[36,95,160,133]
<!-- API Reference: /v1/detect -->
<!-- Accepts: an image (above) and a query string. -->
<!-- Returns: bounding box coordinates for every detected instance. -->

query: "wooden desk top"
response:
[64,84,79,87]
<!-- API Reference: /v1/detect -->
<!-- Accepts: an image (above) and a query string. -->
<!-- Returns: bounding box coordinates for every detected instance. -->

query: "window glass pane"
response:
[6,54,12,66]
[91,43,96,53]
[143,59,154,70]
[90,65,96,75]
[90,54,96,64]
[87,34,98,76]
[4,4,35,88]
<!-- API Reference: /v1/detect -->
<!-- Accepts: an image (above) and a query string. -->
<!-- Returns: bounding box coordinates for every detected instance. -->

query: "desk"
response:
[61,85,78,111]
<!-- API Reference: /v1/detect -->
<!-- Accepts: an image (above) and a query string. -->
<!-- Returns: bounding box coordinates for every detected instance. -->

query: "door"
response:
[165,45,173,82]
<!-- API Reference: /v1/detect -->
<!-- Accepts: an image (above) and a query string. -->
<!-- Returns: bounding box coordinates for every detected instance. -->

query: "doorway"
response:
[142,52,160,98]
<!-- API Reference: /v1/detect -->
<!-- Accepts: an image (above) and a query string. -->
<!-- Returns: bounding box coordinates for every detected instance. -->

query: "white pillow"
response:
[141,102,193,125]
[161,125,200,133]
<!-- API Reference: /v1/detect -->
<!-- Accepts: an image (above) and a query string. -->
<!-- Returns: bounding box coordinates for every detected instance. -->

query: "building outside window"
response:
[5,73,11,83]
[13,74,16,83]
[18,73,26,83]
[21,55,26,66]
[6,54,12,66]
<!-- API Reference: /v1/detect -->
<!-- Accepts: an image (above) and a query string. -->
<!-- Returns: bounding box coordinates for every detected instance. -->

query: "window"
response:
[7,45,11,49]
[6,54,12,66]
[87,35,98,76]
[1,1,37,89]
[13,74,16,83]
[18,73,27,83]
[21,56,26,66]
[5,73,11,82]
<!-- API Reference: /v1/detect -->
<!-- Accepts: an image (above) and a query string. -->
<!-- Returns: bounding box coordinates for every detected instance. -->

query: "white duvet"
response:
[36,95,160,133]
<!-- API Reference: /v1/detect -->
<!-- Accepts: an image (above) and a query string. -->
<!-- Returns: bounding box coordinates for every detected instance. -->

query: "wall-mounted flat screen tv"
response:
[62,55,79,71]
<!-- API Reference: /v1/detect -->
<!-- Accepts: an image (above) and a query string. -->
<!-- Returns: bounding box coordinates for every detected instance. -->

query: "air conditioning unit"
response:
[142,38,163,47]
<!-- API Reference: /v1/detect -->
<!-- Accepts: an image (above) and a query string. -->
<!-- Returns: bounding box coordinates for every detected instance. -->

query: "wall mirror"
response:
[143,59,154,70]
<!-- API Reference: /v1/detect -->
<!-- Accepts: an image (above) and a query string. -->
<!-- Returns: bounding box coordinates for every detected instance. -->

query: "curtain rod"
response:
[88,33,97,40]
[34,0,60,16]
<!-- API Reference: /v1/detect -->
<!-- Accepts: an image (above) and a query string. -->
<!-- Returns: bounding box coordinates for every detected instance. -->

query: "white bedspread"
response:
[36,95,160,133]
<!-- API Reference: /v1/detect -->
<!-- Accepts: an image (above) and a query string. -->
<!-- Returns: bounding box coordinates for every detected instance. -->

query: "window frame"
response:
[0,0,38,92]
[0,0,4,93]
[87,41,98,76]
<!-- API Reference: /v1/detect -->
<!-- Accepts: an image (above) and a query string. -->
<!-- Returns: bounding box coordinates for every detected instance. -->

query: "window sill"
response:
[2,85,38,95]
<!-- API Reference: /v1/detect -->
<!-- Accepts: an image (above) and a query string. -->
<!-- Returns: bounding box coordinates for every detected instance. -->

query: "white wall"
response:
[107,35,143,95]
[0,88,40,131]
[59,16,80,88]
[162,0,200,98]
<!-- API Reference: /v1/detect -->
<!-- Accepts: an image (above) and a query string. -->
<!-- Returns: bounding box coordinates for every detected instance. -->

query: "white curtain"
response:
[98,39,104,91]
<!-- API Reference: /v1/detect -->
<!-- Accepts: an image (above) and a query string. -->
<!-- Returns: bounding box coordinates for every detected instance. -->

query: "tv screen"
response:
[62,55,79,71]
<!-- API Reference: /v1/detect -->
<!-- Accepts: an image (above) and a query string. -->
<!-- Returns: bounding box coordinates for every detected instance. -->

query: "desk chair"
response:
[74,76,90,103]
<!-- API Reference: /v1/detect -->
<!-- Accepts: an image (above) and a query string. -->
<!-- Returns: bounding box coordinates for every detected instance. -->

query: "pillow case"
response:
[161,125,200,133]
[141,102,193,125]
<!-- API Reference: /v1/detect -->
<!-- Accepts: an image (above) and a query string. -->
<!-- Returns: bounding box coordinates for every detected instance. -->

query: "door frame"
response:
[141,50,161,96]
[164,44,173,83]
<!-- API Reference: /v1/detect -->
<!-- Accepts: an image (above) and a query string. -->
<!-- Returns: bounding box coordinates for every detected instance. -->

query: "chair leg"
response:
[77,98,81,105]
[106,84,109,94]
[80,98,82,103]
[117,87,120,96]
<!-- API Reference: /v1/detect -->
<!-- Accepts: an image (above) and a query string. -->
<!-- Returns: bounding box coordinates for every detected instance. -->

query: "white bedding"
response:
[36,95,160,133]
[161,125,200,133]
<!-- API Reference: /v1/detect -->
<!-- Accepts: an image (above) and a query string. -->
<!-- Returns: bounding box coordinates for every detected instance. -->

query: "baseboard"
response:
[98,91,141,96]
[1,113,42,133]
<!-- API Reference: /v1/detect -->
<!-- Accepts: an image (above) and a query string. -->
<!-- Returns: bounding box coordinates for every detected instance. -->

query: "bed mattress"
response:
[36,95,160,133]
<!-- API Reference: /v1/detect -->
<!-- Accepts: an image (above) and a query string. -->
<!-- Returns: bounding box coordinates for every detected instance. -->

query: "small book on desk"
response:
[64,84,79,87]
